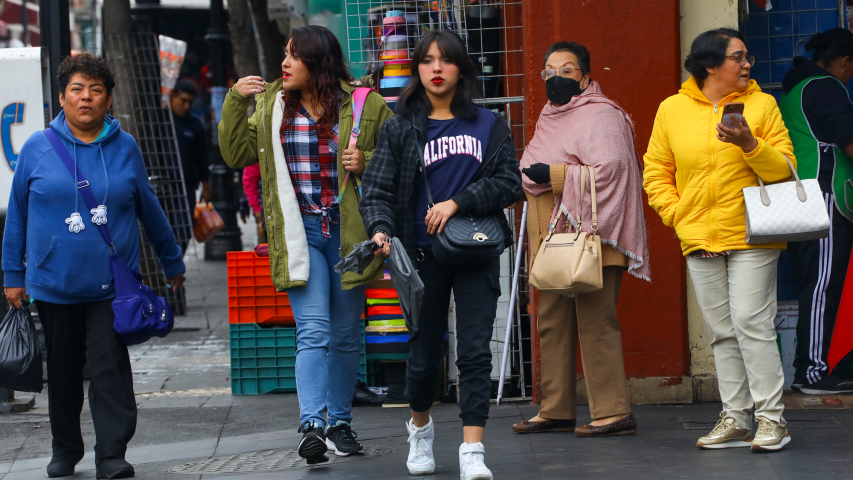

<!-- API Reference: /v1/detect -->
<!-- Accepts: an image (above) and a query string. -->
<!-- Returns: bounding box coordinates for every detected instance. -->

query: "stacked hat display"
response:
[379,10,412,112]
[365,267,410,354]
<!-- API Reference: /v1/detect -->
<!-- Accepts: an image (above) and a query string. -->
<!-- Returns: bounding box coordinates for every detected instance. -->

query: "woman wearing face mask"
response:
[515,41,650,438]
[219,25,394,464]
[779,29,853,395]
[644,28,795,451]
[359,31,522,480]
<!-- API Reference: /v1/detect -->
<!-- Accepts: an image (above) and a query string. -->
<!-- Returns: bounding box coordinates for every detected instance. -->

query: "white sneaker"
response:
[459,442,493,480]
[406,417,435,475]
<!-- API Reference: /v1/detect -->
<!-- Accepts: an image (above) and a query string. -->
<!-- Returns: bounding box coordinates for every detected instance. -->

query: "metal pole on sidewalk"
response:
[497,202,528,405]
[205,0,242,260]
[39,0,71,119]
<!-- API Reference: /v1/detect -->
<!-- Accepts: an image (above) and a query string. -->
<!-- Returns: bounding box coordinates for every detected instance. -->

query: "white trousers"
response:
[687,248,786,428]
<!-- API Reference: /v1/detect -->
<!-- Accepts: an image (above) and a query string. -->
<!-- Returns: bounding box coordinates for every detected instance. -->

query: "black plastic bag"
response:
[388,239,424,335]
[0,301,43,392]
[334,240,379,275]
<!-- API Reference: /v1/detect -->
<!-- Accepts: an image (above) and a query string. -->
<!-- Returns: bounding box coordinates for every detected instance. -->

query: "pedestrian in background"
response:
[360,31,522,480]
[3,53,185,479]
[779,28,853,395]
[644,28,794,451]
[515,41,649,438]
[218,25,394,463]
[169,79,211,253]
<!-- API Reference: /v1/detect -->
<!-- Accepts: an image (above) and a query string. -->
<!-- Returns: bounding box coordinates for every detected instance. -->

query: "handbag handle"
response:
[757,157,805,206]
[547,165,598,238]
[415,127,436,209]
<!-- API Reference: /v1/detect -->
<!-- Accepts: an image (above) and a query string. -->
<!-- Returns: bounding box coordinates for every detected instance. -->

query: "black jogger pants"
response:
[37,299,137,464]
[789,193,853,384]
[405,251,500,427]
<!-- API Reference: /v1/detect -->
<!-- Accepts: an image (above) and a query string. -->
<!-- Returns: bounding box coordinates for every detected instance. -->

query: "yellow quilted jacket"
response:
[643,77,796,256]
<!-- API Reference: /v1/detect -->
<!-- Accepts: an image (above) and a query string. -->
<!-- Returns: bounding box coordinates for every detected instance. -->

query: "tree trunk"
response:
[103,0,137,137]
[247,0,288,82]
[227,0,262,78]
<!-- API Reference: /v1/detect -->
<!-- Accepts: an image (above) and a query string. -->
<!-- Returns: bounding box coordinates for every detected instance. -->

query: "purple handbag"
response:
[44,128,174,345]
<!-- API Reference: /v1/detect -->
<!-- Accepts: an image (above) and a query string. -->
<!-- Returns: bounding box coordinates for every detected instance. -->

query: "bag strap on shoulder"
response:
[43,128,117,254]
[338,87,373,203]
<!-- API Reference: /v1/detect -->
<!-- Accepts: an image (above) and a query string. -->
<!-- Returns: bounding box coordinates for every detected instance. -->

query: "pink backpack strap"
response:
[339,87,373,203]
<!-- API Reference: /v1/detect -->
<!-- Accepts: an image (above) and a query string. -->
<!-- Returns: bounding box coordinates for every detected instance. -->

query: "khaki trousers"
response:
[686,249,785,428]
[537,266,632,420]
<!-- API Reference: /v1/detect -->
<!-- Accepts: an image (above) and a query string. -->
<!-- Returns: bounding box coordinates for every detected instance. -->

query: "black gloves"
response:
[522,163,551,185]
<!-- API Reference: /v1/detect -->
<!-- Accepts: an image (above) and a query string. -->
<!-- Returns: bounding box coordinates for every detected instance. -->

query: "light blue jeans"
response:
[288,214,366,428]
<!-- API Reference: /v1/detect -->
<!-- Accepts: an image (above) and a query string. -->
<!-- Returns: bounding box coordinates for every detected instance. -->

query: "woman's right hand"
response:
[372,232,390,257]
[4,287,28,309]
[234,76,266,98]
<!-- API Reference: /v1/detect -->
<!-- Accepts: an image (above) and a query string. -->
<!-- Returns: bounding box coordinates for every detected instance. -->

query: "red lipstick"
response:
[431,76,444,85]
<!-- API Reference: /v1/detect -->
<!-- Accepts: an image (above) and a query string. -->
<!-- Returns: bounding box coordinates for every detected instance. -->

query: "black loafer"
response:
[47,458,79,478]
[96,458,135,479]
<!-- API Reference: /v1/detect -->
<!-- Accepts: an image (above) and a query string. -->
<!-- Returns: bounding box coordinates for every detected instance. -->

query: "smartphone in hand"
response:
[721,102,744,129]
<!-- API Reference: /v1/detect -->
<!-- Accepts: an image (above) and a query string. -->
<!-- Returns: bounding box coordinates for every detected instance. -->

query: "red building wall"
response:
[521,0,689,380]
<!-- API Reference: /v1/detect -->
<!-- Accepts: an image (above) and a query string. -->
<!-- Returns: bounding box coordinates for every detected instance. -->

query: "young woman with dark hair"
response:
[359,30,522,479]
[644,28,794,451]
[779,28,853,395]
[218,25,394,464]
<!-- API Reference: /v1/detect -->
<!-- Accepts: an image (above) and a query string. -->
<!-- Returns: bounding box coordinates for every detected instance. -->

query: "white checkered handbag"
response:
[743,157,830,244]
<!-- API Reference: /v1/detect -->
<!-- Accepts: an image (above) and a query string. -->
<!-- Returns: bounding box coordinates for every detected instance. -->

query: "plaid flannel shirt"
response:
[281,101,340,237]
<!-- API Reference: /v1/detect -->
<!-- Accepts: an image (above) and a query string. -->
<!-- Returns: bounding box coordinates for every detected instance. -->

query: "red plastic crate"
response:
[227,251,295,325]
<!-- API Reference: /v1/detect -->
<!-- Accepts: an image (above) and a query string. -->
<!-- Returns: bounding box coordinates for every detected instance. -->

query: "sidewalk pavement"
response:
[2,222,853,479]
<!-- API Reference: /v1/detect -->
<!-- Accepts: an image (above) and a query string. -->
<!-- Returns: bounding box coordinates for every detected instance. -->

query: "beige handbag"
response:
[529,166,603,294]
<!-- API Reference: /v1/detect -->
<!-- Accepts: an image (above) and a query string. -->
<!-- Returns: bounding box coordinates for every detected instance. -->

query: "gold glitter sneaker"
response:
[751,417,791,452]
[696,414,753,449]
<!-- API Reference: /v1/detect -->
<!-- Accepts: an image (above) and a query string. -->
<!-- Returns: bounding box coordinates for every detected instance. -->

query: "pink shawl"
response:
[520,81,650,281]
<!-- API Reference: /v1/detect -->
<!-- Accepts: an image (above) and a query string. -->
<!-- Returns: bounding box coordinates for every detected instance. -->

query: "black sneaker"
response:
[353,381,385,406]
[297,421,329,464]
[325,423,364,456]
[799,375,853,395]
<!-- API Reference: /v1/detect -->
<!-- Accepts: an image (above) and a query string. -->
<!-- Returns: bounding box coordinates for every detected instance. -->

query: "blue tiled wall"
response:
[740,0,843,102]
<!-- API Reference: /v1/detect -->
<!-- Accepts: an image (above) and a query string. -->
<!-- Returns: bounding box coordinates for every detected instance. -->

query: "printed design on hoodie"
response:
[422,134,483,166]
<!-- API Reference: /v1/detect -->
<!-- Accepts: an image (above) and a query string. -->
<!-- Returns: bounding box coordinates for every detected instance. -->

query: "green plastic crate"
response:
[230,323,366,395]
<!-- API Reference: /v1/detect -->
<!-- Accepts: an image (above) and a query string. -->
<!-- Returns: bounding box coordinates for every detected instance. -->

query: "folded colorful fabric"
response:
[366,298,399,306]
[368,314,405,322]
[367,305,403,316]
[380,77,410,89]
[366,289,399,299]
[366,325,410,333]
[368,319,406,326]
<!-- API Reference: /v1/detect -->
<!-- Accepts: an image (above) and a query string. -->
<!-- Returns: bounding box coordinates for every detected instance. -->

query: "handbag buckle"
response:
[473,233,488,242]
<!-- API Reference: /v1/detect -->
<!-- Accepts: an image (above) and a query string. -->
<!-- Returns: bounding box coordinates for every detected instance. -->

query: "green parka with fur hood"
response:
[219,78,394,291]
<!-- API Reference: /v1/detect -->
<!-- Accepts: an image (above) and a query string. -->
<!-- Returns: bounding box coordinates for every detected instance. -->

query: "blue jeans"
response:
[288,214,366,428]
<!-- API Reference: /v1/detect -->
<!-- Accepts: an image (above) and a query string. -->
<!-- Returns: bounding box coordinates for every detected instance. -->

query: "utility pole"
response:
[39,0,71,120]
[205,0,242,259]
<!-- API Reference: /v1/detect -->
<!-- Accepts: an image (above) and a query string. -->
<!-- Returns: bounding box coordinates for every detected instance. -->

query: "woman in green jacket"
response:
[219,25,393,464]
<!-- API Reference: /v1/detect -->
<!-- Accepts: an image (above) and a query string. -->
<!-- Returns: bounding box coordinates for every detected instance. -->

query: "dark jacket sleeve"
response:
[451,115,523,215]
[193,117,210,183]
[360,118,403,238]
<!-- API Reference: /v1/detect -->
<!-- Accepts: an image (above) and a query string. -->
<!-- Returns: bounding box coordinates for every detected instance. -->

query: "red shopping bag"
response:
[194,201,224,243]
[828,246,853,372]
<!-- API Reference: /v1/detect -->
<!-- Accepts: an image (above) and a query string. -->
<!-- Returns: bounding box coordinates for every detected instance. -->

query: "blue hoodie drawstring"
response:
[98,143,109,205]
[72,143,79,215]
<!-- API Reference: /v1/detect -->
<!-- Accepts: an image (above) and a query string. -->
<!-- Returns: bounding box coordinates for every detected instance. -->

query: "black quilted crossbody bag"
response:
[417,139,505,266]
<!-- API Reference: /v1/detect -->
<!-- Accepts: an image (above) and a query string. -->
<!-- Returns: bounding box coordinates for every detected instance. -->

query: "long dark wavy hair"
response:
[282,25,354,138]
[397,30,480,120]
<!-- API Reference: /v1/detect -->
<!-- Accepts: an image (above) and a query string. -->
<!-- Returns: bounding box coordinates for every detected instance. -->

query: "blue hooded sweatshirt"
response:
[2,112,185,304]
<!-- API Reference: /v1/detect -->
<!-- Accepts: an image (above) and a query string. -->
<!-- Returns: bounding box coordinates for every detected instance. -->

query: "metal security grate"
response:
[169,446,397,474]
[105,32,207,326]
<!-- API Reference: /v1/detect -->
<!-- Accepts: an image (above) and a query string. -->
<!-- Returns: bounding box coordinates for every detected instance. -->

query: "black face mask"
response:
[545,76,585,105]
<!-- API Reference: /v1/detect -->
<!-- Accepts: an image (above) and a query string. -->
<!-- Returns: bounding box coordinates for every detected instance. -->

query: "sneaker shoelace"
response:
[756,418,775,437]
[336,424,358,443]
[708,418,731,437]
[463,451,486,469]
[297,421,317,434]
[407,429,429,457]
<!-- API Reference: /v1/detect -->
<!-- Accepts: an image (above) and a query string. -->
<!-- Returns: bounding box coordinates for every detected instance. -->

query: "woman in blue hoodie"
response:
[2,54,185,479]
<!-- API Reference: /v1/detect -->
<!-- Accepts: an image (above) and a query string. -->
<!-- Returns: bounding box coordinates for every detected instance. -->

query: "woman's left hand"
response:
[342,148,364,175]
[425,200,459,235]
[167,274,185,292]
[716,115,759,153]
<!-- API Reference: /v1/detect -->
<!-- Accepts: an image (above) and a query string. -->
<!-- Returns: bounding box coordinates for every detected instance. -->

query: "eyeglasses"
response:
[541,65,580,80]
[726,53,756,67]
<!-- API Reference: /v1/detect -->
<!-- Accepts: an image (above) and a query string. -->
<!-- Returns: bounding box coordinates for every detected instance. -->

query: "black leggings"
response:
[405,251,500,427]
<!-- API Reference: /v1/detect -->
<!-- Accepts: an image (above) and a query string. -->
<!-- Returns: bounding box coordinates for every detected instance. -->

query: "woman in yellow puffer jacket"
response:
[644,29,795,452]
